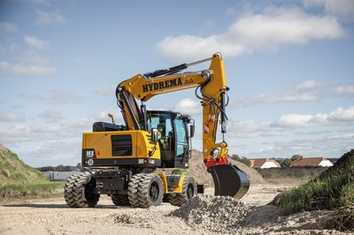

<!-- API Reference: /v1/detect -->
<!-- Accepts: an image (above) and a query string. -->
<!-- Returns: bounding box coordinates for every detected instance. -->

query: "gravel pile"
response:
[170,195,249,233]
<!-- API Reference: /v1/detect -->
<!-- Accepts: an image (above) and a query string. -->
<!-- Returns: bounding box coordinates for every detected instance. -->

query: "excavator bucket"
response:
[208,164,250,199]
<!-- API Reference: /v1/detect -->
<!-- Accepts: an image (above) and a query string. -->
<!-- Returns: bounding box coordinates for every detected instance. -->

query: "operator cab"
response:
[147,110,195,168]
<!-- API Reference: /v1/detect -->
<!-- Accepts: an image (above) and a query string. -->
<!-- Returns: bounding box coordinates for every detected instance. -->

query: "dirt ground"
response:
[0,184,351,235]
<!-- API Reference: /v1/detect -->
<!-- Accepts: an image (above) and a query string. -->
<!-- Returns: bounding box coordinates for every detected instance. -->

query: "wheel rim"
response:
[187,184,194,199]
[149,182,160,201]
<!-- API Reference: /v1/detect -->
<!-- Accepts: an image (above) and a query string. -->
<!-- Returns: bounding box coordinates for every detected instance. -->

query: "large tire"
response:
[128,173,144,207]
[137,174,164,208]
[111,194,130,206]
[64,172,100,208]
[169,176,197,207]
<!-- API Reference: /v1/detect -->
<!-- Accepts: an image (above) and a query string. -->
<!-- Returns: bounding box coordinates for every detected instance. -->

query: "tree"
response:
[291,154,303,162]
[240,157,251,167]
[280,158,291,167]
[230,154,251,167]
[230,154,241,161]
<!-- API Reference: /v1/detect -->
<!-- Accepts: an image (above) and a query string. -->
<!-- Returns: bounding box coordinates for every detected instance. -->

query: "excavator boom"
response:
[116,53,249,198]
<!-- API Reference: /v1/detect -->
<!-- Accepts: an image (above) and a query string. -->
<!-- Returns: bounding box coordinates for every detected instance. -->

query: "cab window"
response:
[148,114,173,150]
[175,118,187,157]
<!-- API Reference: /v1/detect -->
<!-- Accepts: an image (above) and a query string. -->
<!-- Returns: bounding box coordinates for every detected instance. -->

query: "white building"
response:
[290,157,333,167]
[250,159,281,169]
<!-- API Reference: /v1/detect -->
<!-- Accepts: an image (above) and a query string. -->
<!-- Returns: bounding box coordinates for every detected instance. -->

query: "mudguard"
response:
[208,164,250,199]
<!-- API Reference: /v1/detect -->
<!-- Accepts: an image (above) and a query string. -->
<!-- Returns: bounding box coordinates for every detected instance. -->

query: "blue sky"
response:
[0,0,354,166]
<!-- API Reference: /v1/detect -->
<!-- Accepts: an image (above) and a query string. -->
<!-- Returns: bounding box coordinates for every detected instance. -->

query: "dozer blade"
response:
[208,164,250,199]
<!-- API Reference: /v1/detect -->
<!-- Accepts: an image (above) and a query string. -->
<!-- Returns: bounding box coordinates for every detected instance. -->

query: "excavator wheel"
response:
[169,176,197,207]
[111,194,130,206]
[64,171,100,208]
[128,173,164,208]
[127,173,144,207]
[137,173,164,208]
[208,164,249,199]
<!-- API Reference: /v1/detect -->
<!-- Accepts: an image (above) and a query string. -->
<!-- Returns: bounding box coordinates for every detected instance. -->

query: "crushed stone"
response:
[170,195,249,233]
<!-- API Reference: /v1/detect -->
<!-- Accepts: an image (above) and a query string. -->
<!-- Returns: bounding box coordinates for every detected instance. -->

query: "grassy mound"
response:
[277,149,353,213]
[0,145,62,199]
[275,149,354,231]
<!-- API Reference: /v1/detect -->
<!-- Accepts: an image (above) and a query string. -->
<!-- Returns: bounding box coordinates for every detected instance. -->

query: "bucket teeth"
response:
[208,165,250,199]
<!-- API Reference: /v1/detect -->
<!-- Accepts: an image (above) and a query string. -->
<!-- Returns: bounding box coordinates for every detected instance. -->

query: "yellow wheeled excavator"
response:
[64,53,249,208]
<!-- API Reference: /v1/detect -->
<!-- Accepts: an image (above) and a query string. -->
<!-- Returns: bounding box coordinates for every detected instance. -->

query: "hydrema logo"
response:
[142,77,182,92]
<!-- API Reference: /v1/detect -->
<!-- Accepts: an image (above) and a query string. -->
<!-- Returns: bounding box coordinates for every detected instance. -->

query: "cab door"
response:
[174,117,189,168]
[147,112,175,167]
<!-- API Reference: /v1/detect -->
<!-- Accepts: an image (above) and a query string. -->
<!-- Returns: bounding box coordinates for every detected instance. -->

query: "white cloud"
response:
[174,98,200,115]
[240,134,354,158]
[279,93,318,102]
[336,84,354,95]
[23,89,82,104]
[229,120,269,135]
[0,34,55,77]
[14,63,55,76]
[158,7,344,60]
[0,108,125,166]
[274,106,354,127]
[296,80,321,90]
[0,61,56,76]
[237,84,320,107]
[1,62,12,72]
[330,106,354,121]
[304,0,354,19]
[0,112,24,122]
[0,110,93,166]
[24,35,47,50]
[36,10,66,25]
[251,92,318,104]
[0,22,17,33]
[227,113,354,158]
[38,110,64,123]
[276,114,318,126]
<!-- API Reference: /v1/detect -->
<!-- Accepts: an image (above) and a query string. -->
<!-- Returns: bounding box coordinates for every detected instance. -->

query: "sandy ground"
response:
[0,184,351,235]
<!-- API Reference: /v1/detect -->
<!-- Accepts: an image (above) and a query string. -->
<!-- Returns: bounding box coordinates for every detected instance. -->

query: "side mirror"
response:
[190,122,195,138]
[150,128,160,143]
[107,113,115,124]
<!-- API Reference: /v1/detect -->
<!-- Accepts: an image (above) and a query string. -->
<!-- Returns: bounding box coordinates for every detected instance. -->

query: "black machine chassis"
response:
[84,167,155,196]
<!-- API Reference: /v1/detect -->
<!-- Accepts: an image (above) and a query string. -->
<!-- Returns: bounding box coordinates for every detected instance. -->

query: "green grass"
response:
[0,181,64,198]
[0,146,63,199]
[276,149,354,214]
[341,182,354,207]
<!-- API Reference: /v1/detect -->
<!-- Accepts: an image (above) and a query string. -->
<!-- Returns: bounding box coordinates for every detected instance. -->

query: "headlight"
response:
[86,150,95,158]
[87,159,94,166]
[211,148,220,159]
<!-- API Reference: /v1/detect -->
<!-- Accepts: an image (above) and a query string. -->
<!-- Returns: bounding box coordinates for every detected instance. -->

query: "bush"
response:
[230,154,251,167]
[341,182,354,207]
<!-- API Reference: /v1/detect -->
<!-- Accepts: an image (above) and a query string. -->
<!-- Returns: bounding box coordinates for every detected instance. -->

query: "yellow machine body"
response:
[81,124,189,195]
[82,130,160,160]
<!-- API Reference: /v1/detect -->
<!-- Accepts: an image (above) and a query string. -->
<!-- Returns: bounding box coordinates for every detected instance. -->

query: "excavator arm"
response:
[115,53,249,198]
